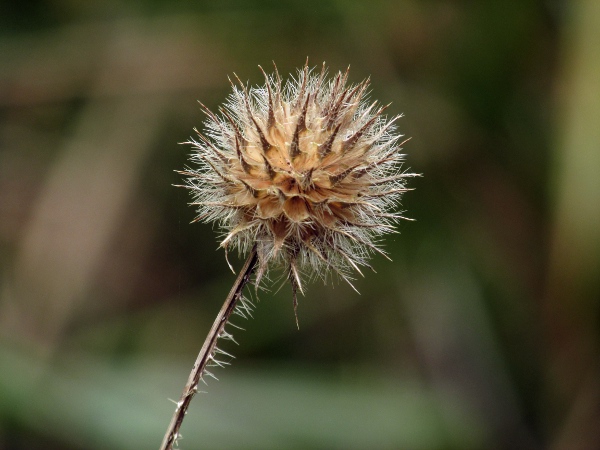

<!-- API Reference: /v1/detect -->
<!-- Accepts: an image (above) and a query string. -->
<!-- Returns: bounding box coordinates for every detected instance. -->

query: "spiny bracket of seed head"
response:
[181,61,418,323]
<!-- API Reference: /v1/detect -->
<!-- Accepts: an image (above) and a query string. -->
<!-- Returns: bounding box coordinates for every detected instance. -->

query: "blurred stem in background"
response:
[546,0,600,448]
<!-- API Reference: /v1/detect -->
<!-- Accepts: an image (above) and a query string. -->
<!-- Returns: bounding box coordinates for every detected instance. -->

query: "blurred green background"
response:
[1,1,599,449]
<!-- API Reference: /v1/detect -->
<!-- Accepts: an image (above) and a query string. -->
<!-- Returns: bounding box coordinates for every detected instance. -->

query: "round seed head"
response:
[181,63,416,296]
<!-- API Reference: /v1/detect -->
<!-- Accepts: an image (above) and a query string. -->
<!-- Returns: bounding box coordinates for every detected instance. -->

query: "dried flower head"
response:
[181,62,415,313]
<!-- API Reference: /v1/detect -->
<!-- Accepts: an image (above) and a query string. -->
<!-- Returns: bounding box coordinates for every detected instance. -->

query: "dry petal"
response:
[283,196,310,222]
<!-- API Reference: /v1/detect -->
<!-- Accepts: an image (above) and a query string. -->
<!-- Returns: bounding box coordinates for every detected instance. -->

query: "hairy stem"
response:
[159,247,258,450]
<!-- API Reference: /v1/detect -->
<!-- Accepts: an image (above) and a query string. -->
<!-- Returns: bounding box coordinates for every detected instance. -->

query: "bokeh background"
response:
[1,1,599,449]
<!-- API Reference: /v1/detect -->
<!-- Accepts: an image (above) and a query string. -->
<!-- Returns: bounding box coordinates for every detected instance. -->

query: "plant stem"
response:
[159,247,258,450]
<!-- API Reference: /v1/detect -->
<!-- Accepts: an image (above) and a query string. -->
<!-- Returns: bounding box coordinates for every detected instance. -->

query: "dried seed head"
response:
[181,62,416,303]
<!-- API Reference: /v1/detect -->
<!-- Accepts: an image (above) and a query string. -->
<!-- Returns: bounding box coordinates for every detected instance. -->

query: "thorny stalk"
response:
[159,246,258,450]
[162,63,416,449]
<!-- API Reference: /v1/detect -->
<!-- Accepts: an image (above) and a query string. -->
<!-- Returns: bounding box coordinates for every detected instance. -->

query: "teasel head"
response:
[180,62,417,323]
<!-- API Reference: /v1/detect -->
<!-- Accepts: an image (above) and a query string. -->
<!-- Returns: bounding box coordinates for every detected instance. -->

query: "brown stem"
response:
[159,247,258,450]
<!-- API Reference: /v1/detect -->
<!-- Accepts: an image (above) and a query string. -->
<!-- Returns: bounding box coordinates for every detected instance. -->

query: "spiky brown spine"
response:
[181,63,416,316]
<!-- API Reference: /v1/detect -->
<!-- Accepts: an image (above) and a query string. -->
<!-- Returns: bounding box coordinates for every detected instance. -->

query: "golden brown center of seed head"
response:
[228,92,374,241]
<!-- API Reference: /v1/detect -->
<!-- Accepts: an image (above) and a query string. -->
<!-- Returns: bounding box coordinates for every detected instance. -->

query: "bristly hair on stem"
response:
[160,247,258,450]
[161,61,418,449]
